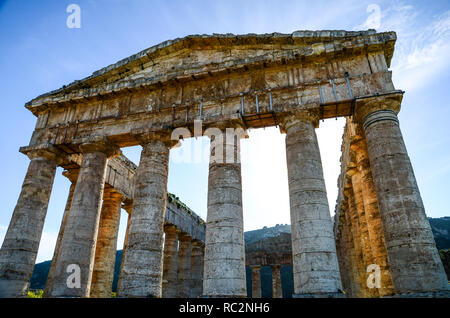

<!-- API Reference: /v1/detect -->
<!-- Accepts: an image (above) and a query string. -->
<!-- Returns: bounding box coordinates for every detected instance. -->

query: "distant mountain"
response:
[29,217,450,293]
[429,217,450,250]
[244,224,291,245]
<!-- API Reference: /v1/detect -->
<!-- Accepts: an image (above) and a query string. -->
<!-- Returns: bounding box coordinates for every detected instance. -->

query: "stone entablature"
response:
[25,30,399,152]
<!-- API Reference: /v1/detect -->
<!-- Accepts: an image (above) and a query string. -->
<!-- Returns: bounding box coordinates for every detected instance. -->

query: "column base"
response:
[292,292,345,298]
[384,291,450,298]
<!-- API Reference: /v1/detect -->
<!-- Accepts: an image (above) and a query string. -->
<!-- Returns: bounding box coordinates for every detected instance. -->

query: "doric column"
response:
[350,124,394,297]
[338,208,357,297]
[280,111,343,297]
[0,148,60,297]
[190,240,204,298]
[347,165,379,298]
[44,168,79,297]
[118,133,176,298]
[48,138,120,297]
[162,225,179,298]
[271,265,282,298]
[343,187,364,297]
[355,96,449,295]
[346,185,370,297]
[250,265,262,298]
[203,125,247,297]
[177,233,192,298]
[116,201,132,295]
[90,187,123,298]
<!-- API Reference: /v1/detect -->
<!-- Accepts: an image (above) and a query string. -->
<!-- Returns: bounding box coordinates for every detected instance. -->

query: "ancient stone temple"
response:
[0,30,448,298]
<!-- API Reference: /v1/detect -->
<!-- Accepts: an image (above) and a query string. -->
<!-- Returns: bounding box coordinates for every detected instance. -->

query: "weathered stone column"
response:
[90,187,123,298]
[348,165,379,298]
[345,185,369,297]
[177,233,192,298]
[0,148,60,297]
[162,225,179,298]
[280,111,343,297]
[271,265,282,298]
[44,168,79,297]
[337,208,357,297]
[118,133,175,298]
[190,240,204,298]
[355,96,449,295]
[250,265,262,298]
[350,123,394,297]
[203,126,247,297]
[342,188,365,298]
[116,201,132,294]
[48,138,120,297]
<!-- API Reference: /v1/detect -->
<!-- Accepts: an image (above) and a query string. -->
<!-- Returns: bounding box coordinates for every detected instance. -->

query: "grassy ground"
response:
[27,289,43,298]
[26,290,118,298]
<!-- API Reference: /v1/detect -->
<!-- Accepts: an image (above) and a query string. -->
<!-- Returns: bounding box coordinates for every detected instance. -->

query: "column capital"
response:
[203,124,248,141]
[122,199,133,214]
[271,264,282,269]
[191,239,204,248]
[103,186,125,201]
[178,232,192,242]
[164,224,179,235]
[203,120,248,133]
[78,136,121,158]
[20,144,67,165]
[133,129,179,148]
[278,109,320,133]
[353,93,402,126]
[62,168,80,183]
[249,265,262,271]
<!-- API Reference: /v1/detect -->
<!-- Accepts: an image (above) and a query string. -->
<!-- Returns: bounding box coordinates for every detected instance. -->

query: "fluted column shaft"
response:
[162,225,179,298]
[346,188,367,297]
[44,169,78,297]
[90,188,122,298]
[49,140,119,297]
[116,203,132,294]
[271,265,282,298]
[177,234,192,298]
[351,132,394,296]
[340,209,358,297]
[250,265,262,298]
[349,169,379,298]
[190,241,203,298]
[358,101,449,294]
[118,136,172,297]
[203,128,246,297]
[282,112,342,297]
[343,194,364,297]
[0,151,58,297]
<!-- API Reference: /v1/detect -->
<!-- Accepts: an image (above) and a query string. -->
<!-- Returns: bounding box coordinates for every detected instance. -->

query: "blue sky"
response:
[1,0,450,262]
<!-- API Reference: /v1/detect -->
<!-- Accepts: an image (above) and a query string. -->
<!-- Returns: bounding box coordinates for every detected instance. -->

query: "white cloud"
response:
[378,4,450,91]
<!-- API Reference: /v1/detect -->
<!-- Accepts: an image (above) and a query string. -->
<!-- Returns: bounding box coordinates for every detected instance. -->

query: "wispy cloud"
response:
[379,3,450,91]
